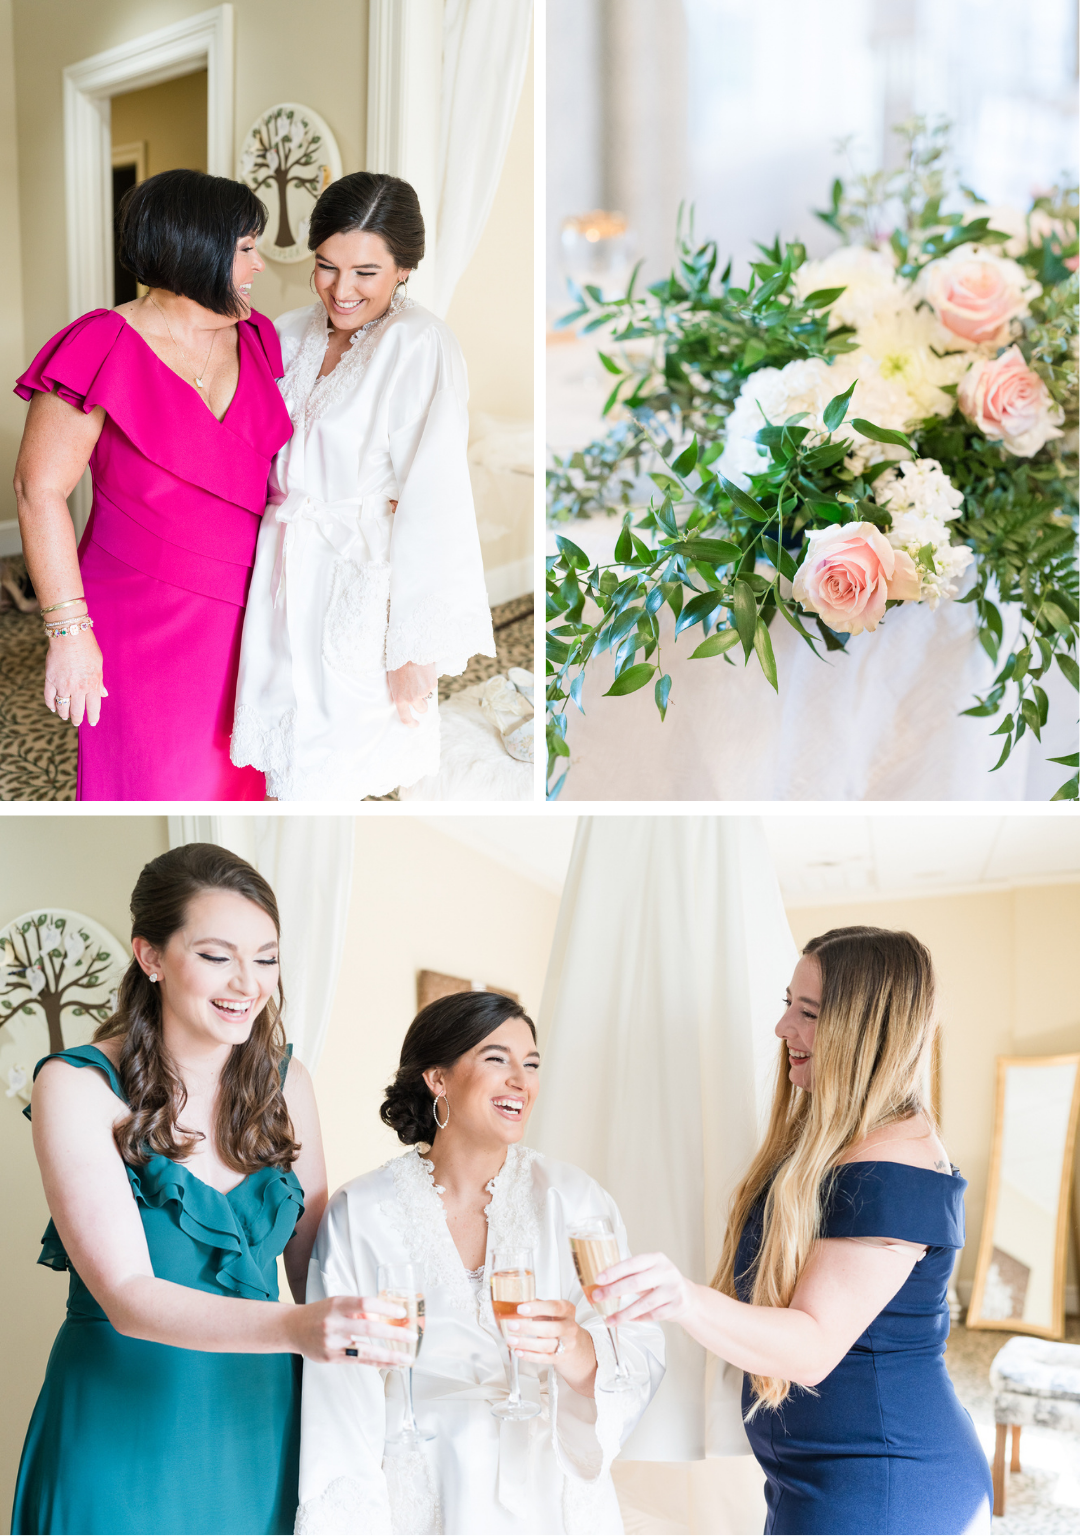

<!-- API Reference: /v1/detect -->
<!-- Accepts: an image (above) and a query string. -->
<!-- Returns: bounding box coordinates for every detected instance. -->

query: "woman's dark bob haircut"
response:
[307,171,425,270]
[380,991,535,1146]
[118,169,267,319]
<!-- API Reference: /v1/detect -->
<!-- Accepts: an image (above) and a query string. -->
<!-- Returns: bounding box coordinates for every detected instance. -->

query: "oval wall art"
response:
[238,102,343,263]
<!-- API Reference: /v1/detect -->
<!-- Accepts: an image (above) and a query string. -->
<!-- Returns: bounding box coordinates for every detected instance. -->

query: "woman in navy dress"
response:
[594,925,991,1536]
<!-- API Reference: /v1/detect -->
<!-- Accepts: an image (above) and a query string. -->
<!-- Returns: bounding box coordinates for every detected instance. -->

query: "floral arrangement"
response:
[546,123,1078,799]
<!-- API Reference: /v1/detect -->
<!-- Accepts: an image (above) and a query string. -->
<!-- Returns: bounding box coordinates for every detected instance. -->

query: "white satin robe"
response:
[231,297,496,800]
[295,1144,665,1536]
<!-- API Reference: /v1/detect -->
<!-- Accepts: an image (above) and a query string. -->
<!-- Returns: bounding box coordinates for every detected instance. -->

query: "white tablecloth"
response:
[548,339,1075,802]
[550,514,1074,803]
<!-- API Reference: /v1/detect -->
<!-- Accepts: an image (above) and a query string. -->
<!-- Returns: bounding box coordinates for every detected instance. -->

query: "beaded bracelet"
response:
[43,616,94,639]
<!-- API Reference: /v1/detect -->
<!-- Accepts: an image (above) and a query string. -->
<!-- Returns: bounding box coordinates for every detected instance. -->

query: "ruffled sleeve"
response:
[383,318,497,676]
[25,1045,129,1271]
[15,309,125,411]
[823,1162,966,1249]
[244,308,285,380]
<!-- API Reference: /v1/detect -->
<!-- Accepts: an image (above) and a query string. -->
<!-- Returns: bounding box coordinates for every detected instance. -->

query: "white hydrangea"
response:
[716,353,921,485]
[793,246,905,331]
[874,459,974,607]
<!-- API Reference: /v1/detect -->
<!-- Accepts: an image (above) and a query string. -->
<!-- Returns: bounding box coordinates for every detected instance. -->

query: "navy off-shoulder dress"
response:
[735,1161,992,1535]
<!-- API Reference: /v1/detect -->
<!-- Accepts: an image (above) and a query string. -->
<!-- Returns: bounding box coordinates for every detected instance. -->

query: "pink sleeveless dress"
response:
[15,309,293,801]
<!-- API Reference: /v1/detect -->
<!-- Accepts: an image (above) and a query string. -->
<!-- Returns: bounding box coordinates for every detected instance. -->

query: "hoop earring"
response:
[392,278,409,301]
[433,1093,449,1131]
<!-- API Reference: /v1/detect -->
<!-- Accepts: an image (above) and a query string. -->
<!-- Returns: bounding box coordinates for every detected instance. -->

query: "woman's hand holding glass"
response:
[387,661,438,727]
[288,1293,412,1366]
[504,1298,598,1396]
[592,1251,698,1326]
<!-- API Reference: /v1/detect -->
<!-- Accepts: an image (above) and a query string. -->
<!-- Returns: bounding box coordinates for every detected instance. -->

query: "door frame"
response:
[63,5,234,319]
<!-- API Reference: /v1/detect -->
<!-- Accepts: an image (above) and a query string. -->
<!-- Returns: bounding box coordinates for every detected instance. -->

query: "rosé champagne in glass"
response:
[568,1216,647,1392]
[489,1248,542,1421]
[377,1263,431,1444]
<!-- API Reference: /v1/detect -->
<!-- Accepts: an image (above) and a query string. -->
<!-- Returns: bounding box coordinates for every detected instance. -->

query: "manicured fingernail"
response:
[506,1321,519,1332]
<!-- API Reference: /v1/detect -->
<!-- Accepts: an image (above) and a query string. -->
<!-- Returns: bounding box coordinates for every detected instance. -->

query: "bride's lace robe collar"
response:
[280,288,414,431]
[381,1143,541,1313]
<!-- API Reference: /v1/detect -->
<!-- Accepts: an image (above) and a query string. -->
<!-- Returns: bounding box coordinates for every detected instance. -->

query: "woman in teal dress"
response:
[12,843,404,1536]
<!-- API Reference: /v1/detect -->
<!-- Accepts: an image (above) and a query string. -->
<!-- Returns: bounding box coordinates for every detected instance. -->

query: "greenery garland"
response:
[546,123,1078,800]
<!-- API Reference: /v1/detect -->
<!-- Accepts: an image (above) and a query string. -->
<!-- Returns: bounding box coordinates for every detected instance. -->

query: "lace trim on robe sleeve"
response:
[384,597,496,677]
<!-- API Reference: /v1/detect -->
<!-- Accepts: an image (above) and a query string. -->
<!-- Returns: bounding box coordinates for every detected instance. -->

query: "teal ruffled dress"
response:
[12,1045,305,1536]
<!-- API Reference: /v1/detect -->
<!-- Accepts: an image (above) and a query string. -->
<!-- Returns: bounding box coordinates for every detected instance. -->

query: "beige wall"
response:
[786,884,1080,1295]
[111,68,208,177]
[0,814,169,1530]
[315,818,560,1197]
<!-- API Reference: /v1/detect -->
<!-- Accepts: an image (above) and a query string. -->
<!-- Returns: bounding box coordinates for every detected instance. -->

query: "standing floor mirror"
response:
[967,1054,1080,1339]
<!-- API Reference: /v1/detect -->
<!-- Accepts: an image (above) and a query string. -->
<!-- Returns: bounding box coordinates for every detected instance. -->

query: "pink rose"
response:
[958,346,1065,457]
[922,254,1036,346]
[793,521,921,635]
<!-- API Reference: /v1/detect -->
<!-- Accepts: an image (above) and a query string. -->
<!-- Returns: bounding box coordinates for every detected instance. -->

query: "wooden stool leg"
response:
[993,1423,1007,1516]
[1010,1423,1021,1473]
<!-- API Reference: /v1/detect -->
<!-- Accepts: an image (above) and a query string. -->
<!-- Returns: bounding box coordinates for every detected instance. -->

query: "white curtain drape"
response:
[433,0,533,317]
[529,815,798,1462]
[166,816,354,1073]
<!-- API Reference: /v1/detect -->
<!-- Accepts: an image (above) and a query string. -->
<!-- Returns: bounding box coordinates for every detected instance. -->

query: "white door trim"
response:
[62,4,234,319]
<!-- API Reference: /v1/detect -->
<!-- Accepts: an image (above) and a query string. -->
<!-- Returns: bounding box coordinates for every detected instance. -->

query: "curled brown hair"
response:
[94,843,300,1173]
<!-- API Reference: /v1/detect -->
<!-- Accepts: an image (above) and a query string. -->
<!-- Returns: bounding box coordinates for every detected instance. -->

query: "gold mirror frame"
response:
[967,1053,1080,1340]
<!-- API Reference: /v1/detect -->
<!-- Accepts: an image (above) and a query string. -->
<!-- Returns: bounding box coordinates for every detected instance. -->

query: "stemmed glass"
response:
[377,1262,432,1446]
[489,1247,542,1421]
[568,1216,649,1392]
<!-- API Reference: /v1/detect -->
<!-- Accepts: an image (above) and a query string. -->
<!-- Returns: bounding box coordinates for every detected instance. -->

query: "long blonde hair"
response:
[712,926,938,1415]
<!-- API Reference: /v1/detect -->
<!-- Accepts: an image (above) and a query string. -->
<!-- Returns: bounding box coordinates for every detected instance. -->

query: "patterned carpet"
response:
[0,562,533,803]
[946,1318,1080,1534]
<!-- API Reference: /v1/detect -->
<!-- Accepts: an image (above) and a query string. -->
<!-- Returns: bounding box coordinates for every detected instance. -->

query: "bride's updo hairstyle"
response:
[306,171,425,270]
[94,843,300,1173]
[712,925,937,1416]
[381,991,536,1145]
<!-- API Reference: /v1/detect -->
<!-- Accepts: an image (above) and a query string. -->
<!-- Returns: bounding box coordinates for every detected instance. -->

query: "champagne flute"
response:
[377,1262,431,1446]
[568,1216,649,1393]
[489,1247,542,1421]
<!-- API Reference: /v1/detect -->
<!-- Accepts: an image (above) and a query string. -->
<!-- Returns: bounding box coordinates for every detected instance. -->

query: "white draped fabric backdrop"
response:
[529,816,799,1530]
[368,0,532,318]
[166,816,354,1074]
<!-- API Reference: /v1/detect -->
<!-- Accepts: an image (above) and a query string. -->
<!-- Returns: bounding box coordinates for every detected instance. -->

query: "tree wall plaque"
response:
[0,910,129,1105]
[238,103,343,263]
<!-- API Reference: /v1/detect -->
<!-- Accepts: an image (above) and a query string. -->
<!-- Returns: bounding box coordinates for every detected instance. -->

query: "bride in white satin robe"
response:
[295,1002,664,1536]
[232,288,495,801]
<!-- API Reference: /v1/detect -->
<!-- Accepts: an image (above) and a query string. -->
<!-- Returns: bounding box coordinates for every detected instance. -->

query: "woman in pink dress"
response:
[13,169,293,800]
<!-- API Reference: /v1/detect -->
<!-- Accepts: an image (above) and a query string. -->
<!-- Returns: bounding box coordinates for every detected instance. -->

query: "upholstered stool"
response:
[989,1335,1080,1514]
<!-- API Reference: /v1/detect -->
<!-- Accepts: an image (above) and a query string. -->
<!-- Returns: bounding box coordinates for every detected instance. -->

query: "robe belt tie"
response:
[394,1365,550,1518]
[270,489,395,607]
